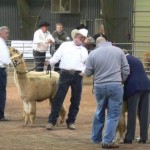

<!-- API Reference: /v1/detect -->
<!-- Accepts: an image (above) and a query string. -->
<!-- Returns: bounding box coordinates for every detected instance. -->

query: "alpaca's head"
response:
[11,53,26,73]
[9,47,20,58]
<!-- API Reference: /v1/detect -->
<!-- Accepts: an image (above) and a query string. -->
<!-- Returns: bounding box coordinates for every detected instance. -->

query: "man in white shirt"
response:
[33,21,55,71]
[0,26,11,121]
[45,28,88,130]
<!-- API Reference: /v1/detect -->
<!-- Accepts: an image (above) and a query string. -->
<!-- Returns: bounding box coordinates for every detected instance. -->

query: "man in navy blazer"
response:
[123,51,150,144]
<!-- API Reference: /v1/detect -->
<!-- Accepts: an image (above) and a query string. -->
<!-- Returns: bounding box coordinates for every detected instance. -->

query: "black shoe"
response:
[0,117,10,121]
[102,143,119,149]
[124,139,132,144]
[138,139,146,144]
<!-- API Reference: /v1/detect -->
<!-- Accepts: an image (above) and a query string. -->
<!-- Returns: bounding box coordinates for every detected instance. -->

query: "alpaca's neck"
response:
[14,61,29,92]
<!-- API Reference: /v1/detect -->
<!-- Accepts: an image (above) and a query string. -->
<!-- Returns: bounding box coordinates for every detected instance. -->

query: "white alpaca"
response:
[11,53,66,125]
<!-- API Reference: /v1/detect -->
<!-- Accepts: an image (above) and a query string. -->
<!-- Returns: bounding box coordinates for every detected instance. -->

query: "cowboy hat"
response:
[71,28,88,39]
[76,24,88,30]
[38,21,50,28]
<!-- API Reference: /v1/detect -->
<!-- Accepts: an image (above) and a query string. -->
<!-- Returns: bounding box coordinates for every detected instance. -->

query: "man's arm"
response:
[0,40,11,65]
[78,50,88,76]
[54,37,64,44]
[48,43,63,65]
[121,53,130,81]
[47,32,55,43]
[85,53,94,77]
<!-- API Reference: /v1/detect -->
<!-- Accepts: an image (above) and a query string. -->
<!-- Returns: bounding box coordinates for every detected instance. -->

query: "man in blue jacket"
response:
[123,51,150,144]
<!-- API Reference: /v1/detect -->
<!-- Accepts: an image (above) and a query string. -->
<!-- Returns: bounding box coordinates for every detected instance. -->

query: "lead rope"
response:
[46,64,51,78]
[14,61,44,74]
[92,80,94,94]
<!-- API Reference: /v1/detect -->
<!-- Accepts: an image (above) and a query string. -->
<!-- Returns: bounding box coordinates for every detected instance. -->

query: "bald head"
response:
[96,37,106,45]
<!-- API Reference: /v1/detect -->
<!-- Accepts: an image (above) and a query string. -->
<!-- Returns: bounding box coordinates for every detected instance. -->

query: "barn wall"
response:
[101,0,134,46]
[30,0,100,38]
[0,0,100,40]
[133,0,150,57]
[0,0,21,40]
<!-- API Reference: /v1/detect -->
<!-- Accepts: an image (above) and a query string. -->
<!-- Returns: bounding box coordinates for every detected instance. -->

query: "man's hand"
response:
[45,59,50,66]
[46,39,53,44]
[79,72,84,77]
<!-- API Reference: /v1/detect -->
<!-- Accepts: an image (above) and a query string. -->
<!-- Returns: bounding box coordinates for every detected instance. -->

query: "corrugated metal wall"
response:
[30,0,100,38]
[101,0,134,46]
[0,0,21,40]
[132,0,150,57]
[0,0,100,40]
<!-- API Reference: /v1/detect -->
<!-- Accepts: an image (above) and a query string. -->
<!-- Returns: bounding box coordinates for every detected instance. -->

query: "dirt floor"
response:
[1,79,150,150]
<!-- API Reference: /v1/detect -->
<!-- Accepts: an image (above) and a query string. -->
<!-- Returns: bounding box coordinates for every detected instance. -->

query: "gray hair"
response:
[96,37,106,45]
[122,49,129,55]
[0,26,9,33]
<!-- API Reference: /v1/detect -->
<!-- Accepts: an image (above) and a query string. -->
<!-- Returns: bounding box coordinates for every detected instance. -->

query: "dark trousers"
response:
[54,62,60,72]
[33,50,46,72]
[48,70,83,125]
[125,91,150,141]
[0,68,7,118]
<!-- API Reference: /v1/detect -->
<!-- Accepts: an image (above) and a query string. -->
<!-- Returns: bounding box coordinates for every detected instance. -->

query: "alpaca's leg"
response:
[22,102,25,119]
[28,101,36,125]
[23,101,30,125]
[117,105,126,142]
[59,104,67,124]
[118,115,126,142]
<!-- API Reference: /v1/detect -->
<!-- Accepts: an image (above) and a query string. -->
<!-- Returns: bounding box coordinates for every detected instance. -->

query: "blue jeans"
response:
[0,68,7,118]
[91,84,123,144]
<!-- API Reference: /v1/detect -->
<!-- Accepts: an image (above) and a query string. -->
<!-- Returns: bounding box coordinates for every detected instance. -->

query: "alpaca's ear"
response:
[20,53,23,58]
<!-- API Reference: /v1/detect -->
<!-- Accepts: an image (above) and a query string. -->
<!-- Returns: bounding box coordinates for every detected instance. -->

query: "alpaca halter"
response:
[12,60,22,68]
[12,60,52,78]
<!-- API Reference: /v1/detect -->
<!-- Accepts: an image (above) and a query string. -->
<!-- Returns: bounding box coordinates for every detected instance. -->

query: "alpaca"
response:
[115,101,127,142]
[9,47,20,57]
[11,53,66,125]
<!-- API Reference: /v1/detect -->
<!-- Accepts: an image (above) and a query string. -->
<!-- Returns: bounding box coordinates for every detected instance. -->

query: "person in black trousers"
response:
[45,28,88,130]
[33,21,55,71]
[0,26,11,121]
[123,51,150,144]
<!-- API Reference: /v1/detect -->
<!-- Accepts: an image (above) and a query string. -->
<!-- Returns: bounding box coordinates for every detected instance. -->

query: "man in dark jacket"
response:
[52,23,70,72]
[123,52,150,144]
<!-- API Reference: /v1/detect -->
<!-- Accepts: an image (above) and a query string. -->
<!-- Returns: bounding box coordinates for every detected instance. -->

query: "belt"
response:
[0,67,6,70]
[61,69,81,74]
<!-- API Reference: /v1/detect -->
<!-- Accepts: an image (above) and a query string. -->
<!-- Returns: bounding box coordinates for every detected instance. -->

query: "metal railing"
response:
[7,41,150,86]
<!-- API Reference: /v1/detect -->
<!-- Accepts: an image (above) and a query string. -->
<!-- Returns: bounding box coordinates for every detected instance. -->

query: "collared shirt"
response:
[85,42,130,85]
[0,37,11,68]
[33,29,55,52]
[49,41,88,72]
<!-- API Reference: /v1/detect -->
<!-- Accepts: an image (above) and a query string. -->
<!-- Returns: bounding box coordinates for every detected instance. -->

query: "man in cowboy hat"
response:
[33,21,55,71]
[45,28,88,130]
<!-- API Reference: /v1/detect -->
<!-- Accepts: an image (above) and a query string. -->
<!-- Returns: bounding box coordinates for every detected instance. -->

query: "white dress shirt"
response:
[49,41,88,72]
[33,29,55,52]
[0,37,11,68]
